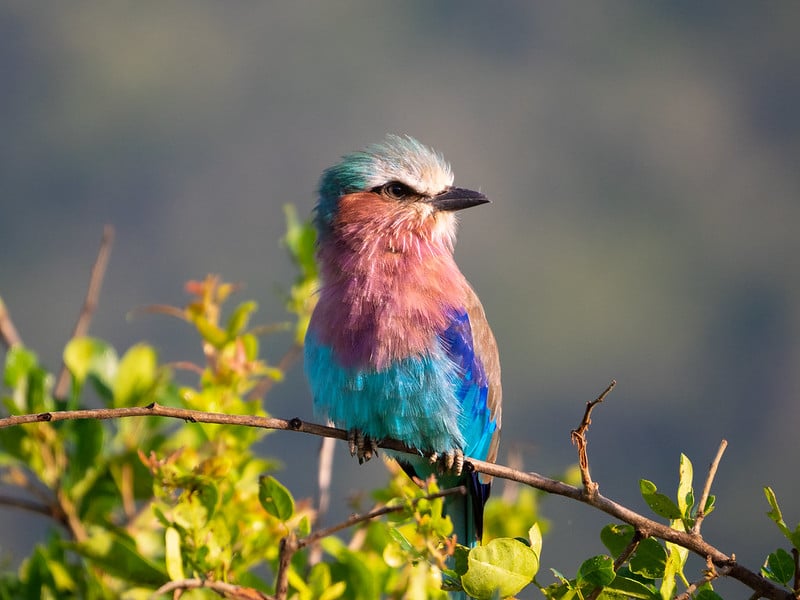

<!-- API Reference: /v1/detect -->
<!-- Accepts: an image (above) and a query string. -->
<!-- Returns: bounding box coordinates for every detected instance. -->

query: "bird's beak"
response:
[427,187,490,212]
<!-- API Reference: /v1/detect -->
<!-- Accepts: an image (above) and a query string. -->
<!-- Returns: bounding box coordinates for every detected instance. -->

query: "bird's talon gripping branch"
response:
[435,449,465,475]
[347,429,359,457]
[348,429,378,463]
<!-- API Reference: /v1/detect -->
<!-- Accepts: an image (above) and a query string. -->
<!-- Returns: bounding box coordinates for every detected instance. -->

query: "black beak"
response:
[428,187,490,212]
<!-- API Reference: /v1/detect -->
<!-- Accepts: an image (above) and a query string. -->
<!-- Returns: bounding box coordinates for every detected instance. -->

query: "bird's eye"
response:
[381,181,413,200]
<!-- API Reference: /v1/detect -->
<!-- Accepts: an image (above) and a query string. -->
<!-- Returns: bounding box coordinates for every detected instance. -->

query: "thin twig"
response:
[674,555,727,600]
[0,493,66,524]
[247,343,302,401]
[0,296,23,349]
[570,380,616,498]
[309,435,336,566]
[54,225,115,399]
[0,404,792,600]
[691,439,728,535]
[614,530,643,570]
[274,533,297,600]
[151,577,272,599]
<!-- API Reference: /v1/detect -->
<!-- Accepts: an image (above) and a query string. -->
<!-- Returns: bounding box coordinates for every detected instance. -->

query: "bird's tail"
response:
[443,471,491,599]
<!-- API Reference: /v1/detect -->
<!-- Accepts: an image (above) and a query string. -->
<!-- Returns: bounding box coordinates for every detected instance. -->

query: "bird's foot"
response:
[429,448,465,476]
[347,429,379,464]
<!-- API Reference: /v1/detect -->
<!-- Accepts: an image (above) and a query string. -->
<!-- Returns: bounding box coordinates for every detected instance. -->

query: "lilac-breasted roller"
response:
[304,135,502,549]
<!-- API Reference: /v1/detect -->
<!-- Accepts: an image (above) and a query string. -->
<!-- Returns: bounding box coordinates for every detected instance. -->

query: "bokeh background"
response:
[2,3,799,596]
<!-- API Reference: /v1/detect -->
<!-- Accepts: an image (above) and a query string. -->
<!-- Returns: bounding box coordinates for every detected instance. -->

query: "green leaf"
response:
[461,538,539,600]
[112,344,157,407]
[71,527,167,586]
[640,480,681,520]
[3,346,38,388]
[194,316,229,347]
[63,337,118,389]
[600,523,635,559]
[677,454,694,517]
[660,542,688,600]
[226,301,258,336]
[259,475,295,521]
[764,487,800,549]
[529,522,543,559]
[629,538,667,579]
[576,555,615,588]
[761,548,795,585]
[598,575,656,599]
[298,515,311,537]
[164,527,185,581]
[694,591,723,600]
[72,418,105,472]
[283,204,318,278]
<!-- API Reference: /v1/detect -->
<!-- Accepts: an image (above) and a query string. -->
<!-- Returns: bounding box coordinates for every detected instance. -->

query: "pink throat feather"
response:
[311,192,470,370]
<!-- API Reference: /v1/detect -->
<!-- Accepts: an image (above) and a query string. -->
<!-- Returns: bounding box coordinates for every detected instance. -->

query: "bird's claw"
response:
[429,448,465,476]
[347,429,379,464]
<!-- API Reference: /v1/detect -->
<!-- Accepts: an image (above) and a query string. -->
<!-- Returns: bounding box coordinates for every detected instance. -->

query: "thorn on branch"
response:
[571,380,616,499]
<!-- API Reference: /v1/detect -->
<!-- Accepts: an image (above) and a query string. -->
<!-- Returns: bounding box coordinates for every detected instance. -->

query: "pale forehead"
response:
[362,136,454,196]
[365,155,454,196]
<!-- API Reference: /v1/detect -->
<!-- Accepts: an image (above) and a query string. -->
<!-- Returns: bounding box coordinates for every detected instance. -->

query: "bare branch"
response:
[0,296,23,349]
[151,577,272,599]
[54,225,115,398]
[675,556,732,600]
[309,435,336,566]
[691,439,728,535]
[793,547,800,598]
[274,532,298,600]
[570,380,616,498]
[0,493,66,525]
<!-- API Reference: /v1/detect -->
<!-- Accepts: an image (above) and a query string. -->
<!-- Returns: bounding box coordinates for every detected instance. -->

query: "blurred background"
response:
[1,2,798,596]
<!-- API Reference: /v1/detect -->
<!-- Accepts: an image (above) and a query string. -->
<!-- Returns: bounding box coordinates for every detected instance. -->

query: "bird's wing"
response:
[438,287,501,544]
[439,285,502,465]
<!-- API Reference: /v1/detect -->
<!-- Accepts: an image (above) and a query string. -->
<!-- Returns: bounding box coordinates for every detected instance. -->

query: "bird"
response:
[304,134,502,553]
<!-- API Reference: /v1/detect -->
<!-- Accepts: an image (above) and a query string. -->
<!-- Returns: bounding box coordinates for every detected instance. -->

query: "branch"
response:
[0,493,66,525]
[151,578,272,599]
[0,296,23,349]
[674,555,729,600]
[691,439,727,535]
[309,435,336,566]
[0,403,792,599]
[570,380,616,499]
[54,225,115,399]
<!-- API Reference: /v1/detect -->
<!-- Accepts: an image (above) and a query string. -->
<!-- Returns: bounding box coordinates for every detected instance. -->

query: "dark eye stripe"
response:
[370,181,417,200]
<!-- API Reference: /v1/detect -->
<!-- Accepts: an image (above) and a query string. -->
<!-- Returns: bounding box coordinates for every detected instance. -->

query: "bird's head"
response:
[314,135,489,243]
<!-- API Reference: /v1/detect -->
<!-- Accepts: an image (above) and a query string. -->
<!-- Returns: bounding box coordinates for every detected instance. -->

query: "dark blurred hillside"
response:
[2,3,799,595]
